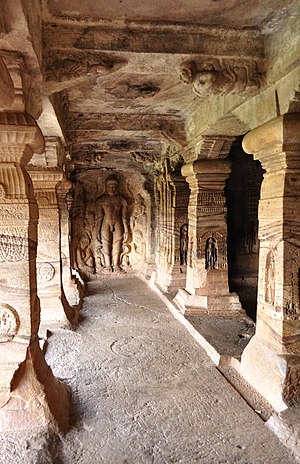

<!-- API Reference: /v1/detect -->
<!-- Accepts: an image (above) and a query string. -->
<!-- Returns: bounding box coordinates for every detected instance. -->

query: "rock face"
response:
[0,0,299,444]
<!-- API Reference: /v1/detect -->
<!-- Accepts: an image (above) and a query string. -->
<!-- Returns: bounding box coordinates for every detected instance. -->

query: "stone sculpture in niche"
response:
[205,237,218,270]
[180,223,188,266]
[96,175,129,273]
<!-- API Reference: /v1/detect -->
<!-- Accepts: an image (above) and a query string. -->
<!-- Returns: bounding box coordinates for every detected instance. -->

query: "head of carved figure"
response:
[179,62,196,85]
[193,70,218,96]
[105,175,119,196]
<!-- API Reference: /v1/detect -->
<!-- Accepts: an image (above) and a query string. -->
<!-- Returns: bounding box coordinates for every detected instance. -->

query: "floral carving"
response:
[37,262,55,283]
[0,304,19,342]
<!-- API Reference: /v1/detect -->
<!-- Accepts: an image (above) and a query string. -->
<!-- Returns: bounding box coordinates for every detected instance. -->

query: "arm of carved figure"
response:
[95,202,104,242]
[121,198,129,242]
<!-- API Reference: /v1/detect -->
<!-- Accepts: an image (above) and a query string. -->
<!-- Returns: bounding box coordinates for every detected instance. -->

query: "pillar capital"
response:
[0,112,44,165]
[242,113,300,168]
[182,158,231,180]
[183,135,235,164]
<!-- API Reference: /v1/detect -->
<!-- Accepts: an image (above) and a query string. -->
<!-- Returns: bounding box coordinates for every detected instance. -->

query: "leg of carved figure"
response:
[101,223,112,268]
[240,114,300,411]
[112,222,123,270]
[174,149,243,315]
[0,112,69,432]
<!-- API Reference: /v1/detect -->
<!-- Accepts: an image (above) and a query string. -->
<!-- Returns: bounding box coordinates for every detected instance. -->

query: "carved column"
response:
[155,165,189,292]
[57,178,84,307]
[175,138,243,314]
[0,113,69,431]
[28,138,79,330]
[240,113,300,411]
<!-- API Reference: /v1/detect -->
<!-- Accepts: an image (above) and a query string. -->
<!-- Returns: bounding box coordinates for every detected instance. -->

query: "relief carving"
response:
[45,54,127,82]
[95,175,129,273]
[105,82,160,100]
[71,170,149,277]
[0,228,27,262]
[205,237,218,270]
[37,262,55,283]
[265,250,275,305]
[179,58,264,97]
[200,231,227,270]
[180,223,188,266]
[0,304,19,342]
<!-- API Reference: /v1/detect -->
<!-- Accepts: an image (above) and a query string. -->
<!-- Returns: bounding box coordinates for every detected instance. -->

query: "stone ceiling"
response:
[1,0,299,173]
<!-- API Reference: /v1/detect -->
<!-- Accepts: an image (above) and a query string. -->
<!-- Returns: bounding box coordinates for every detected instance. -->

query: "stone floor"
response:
[0,277,297,463]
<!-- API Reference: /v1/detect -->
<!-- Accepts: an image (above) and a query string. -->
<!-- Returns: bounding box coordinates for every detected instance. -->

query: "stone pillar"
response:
[175,141,243,314]
[0,112,69,432]
[240,113,300,411]
[155,166,189,292]
[28,167,77,330]
[57,178,84,307]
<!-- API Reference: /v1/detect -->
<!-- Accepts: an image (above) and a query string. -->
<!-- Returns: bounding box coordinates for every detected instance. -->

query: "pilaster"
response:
[154,151,189,293]
[240,113,300,411]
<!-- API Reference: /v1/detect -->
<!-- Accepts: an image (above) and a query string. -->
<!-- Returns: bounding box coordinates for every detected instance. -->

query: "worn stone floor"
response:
[0,277,297,463]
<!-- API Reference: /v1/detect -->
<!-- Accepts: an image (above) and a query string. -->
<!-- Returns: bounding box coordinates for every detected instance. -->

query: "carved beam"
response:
[43,23,264,58]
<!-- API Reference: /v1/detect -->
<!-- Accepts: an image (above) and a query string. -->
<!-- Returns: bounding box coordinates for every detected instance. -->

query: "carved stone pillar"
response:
[175,144,243,314]
[0,113,69,431]
[57,178,84,307]
[29,168,77,330]
[240,113,300,411]
[155,167,189,292]
[28,137,80,329]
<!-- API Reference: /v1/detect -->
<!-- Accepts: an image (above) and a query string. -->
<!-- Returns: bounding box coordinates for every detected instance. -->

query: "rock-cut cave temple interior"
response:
[0,0,300,462]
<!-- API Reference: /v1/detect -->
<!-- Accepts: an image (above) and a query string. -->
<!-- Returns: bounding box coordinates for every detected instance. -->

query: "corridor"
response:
[46,278,294,463]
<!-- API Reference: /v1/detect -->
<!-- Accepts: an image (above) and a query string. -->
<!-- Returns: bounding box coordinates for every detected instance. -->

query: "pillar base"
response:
[39,294,79,335]
[240,335,300,412]
[174,288,244,316]
[0,340,69,433]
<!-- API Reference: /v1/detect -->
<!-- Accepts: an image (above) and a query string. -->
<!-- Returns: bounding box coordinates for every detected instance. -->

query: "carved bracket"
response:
[179,58,265,97]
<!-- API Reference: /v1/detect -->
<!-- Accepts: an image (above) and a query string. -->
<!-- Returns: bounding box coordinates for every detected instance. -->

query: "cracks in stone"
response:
[100,279,169,320]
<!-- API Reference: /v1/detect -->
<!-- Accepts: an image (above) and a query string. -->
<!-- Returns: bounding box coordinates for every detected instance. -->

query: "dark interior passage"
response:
[226,138,264,321]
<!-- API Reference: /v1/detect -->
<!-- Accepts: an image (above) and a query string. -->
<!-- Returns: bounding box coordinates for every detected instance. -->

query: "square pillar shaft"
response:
[175,157,243,315]
[240,113,300,411]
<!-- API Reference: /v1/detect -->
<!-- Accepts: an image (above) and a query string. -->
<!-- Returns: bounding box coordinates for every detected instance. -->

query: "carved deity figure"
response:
[180,223,188,265]
[205,237,218,270]
[96,175,128,273]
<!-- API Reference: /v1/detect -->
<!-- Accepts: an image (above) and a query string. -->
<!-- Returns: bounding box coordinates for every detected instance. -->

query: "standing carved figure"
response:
[205,237,218,270]
[180,223,188,265]
[96,175,128,273]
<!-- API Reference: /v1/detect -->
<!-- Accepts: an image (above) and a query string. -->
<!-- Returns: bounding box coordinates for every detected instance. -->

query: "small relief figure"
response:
[205,237,218,270]
[180,223,188,265]
[96,175,129,273]
[265,251,275,305]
